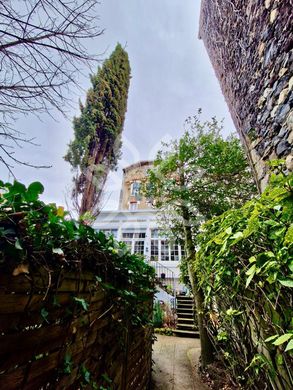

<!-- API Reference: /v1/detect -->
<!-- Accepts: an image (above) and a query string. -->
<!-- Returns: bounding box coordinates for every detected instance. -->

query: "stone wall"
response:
[199,0,292,191]
[119,161,154,210]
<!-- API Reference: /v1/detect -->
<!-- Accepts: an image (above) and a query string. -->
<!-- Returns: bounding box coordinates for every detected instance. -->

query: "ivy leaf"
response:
[9,181,26,195]
[41,307,49,323]
[73,297,88,311]
[15,238,23,250]
[63,353,72,374]
[245,264,256,288]
[231,231,243,239]
[225,227,232,235]
[265,334,278,343]
[272,333,293,346]
[245,272,255,288]
[101,373,112,384]
[53,248,64,255]
[285,339,293,352]
[26,181,44,201]
[246,264,256,276]
[284,224,293,244]
[80,365,91,383]
[278,279,293,288]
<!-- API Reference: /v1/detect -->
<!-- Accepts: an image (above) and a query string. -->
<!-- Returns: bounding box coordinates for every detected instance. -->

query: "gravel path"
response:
[151,335,210,390]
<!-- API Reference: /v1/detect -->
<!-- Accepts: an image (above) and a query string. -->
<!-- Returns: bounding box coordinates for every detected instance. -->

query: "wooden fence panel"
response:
[0,266,153,390]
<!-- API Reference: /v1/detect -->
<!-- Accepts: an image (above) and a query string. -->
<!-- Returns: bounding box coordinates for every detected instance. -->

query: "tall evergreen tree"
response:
[65,44,131,219]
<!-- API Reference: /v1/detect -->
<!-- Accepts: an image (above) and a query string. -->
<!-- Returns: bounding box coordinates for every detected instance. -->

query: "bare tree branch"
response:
[0,0,103,172]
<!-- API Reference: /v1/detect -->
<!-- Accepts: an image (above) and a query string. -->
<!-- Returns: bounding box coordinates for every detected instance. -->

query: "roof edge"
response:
[123,160,153,174]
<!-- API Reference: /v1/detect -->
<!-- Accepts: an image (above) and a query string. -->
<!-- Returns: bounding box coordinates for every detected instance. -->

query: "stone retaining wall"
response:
[199,0,292,191]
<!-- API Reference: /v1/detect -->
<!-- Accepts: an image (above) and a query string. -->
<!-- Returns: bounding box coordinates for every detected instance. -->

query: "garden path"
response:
[151,335,210,390]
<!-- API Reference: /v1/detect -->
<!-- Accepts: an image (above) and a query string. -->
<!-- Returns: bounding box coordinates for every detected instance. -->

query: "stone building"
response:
[93,161,185,293]
[119,161,153,210]
[199,0,292,191]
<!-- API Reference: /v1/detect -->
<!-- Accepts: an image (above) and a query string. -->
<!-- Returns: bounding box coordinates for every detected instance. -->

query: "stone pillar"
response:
[199,0,292,192]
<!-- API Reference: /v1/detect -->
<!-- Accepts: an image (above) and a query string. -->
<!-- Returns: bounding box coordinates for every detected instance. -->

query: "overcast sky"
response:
[6,0,235,210]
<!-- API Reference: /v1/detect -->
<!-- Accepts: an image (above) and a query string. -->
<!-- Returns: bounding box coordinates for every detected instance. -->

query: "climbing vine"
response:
[194,171,293,389]
[0,179,155,326]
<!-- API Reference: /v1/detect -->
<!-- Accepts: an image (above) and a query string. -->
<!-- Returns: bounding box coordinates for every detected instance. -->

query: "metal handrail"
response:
[149,260,176,300]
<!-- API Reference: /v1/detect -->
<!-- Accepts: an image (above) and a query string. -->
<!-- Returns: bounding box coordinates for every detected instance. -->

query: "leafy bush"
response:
[194,173,293,389]
[0,180,155,325]
[153,301,163,328]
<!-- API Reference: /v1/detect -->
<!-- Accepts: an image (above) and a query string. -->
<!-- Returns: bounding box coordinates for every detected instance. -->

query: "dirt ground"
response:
[151,335,210,390]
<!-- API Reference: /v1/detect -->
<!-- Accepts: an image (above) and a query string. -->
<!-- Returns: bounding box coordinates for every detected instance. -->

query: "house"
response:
[93,161,185,293]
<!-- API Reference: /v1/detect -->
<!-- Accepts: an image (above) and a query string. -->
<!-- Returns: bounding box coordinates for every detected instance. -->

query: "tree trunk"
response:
[80,139,108,217]
[181,204,215,369]
[188,263,214,368]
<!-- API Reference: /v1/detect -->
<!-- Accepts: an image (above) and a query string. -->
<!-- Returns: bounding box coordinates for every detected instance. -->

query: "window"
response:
[151,239,159,261]
[170,244,179,261]
[122,232,145,239]
[121,230,146,256]
[131,181,141,197]
[150,229,181,262]
[160,240,169,261]
[122,232,133,238]
[134,240,145,255]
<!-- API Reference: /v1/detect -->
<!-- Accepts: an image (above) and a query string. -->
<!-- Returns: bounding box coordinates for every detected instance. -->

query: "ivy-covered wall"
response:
[199,0,293,192]
[0,180,155,389]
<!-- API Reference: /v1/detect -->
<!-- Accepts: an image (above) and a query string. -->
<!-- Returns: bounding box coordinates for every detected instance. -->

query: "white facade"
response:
[93,208,184,281]
[94,161,185,292]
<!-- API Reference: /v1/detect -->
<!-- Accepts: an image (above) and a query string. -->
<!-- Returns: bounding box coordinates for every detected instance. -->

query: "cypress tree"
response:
[64,44,131,219]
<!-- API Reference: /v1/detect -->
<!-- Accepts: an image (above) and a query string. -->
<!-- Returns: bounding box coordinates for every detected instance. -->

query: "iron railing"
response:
[149,260,176,298]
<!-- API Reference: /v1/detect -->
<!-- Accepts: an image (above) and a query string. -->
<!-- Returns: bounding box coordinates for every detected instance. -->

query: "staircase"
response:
[173,295,199,338]
[149,261,176,304]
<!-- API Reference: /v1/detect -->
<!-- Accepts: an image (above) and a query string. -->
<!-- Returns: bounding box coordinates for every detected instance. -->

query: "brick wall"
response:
[199,0,292,191]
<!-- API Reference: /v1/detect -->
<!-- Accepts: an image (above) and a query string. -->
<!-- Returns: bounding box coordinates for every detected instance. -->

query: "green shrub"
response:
[0,180,155,326]
[194,173,293,389]
[153,301,163,328]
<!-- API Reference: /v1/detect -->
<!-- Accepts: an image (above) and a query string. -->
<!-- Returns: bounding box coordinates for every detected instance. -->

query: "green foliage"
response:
[145,112,256,280]
[154,327,174,336]
[65,43,130,170]
[0,179,155,327]
[195,173,293,388]
[63,353,73,374]
[153,301,163,328]
[73,297,89,311]
[64,43,131,217]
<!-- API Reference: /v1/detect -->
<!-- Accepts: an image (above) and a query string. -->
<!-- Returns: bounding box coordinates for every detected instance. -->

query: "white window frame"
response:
[130,181,141,197]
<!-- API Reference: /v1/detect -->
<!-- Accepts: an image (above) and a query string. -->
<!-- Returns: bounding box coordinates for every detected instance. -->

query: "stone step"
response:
[177,317,194,323]
[176,312,194,319]
[176,300,193,304]
[177,323,197,331]
[177,307,194,313]
[177,303,193,309]
[172,329,200,338]
[176,295,193,301]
